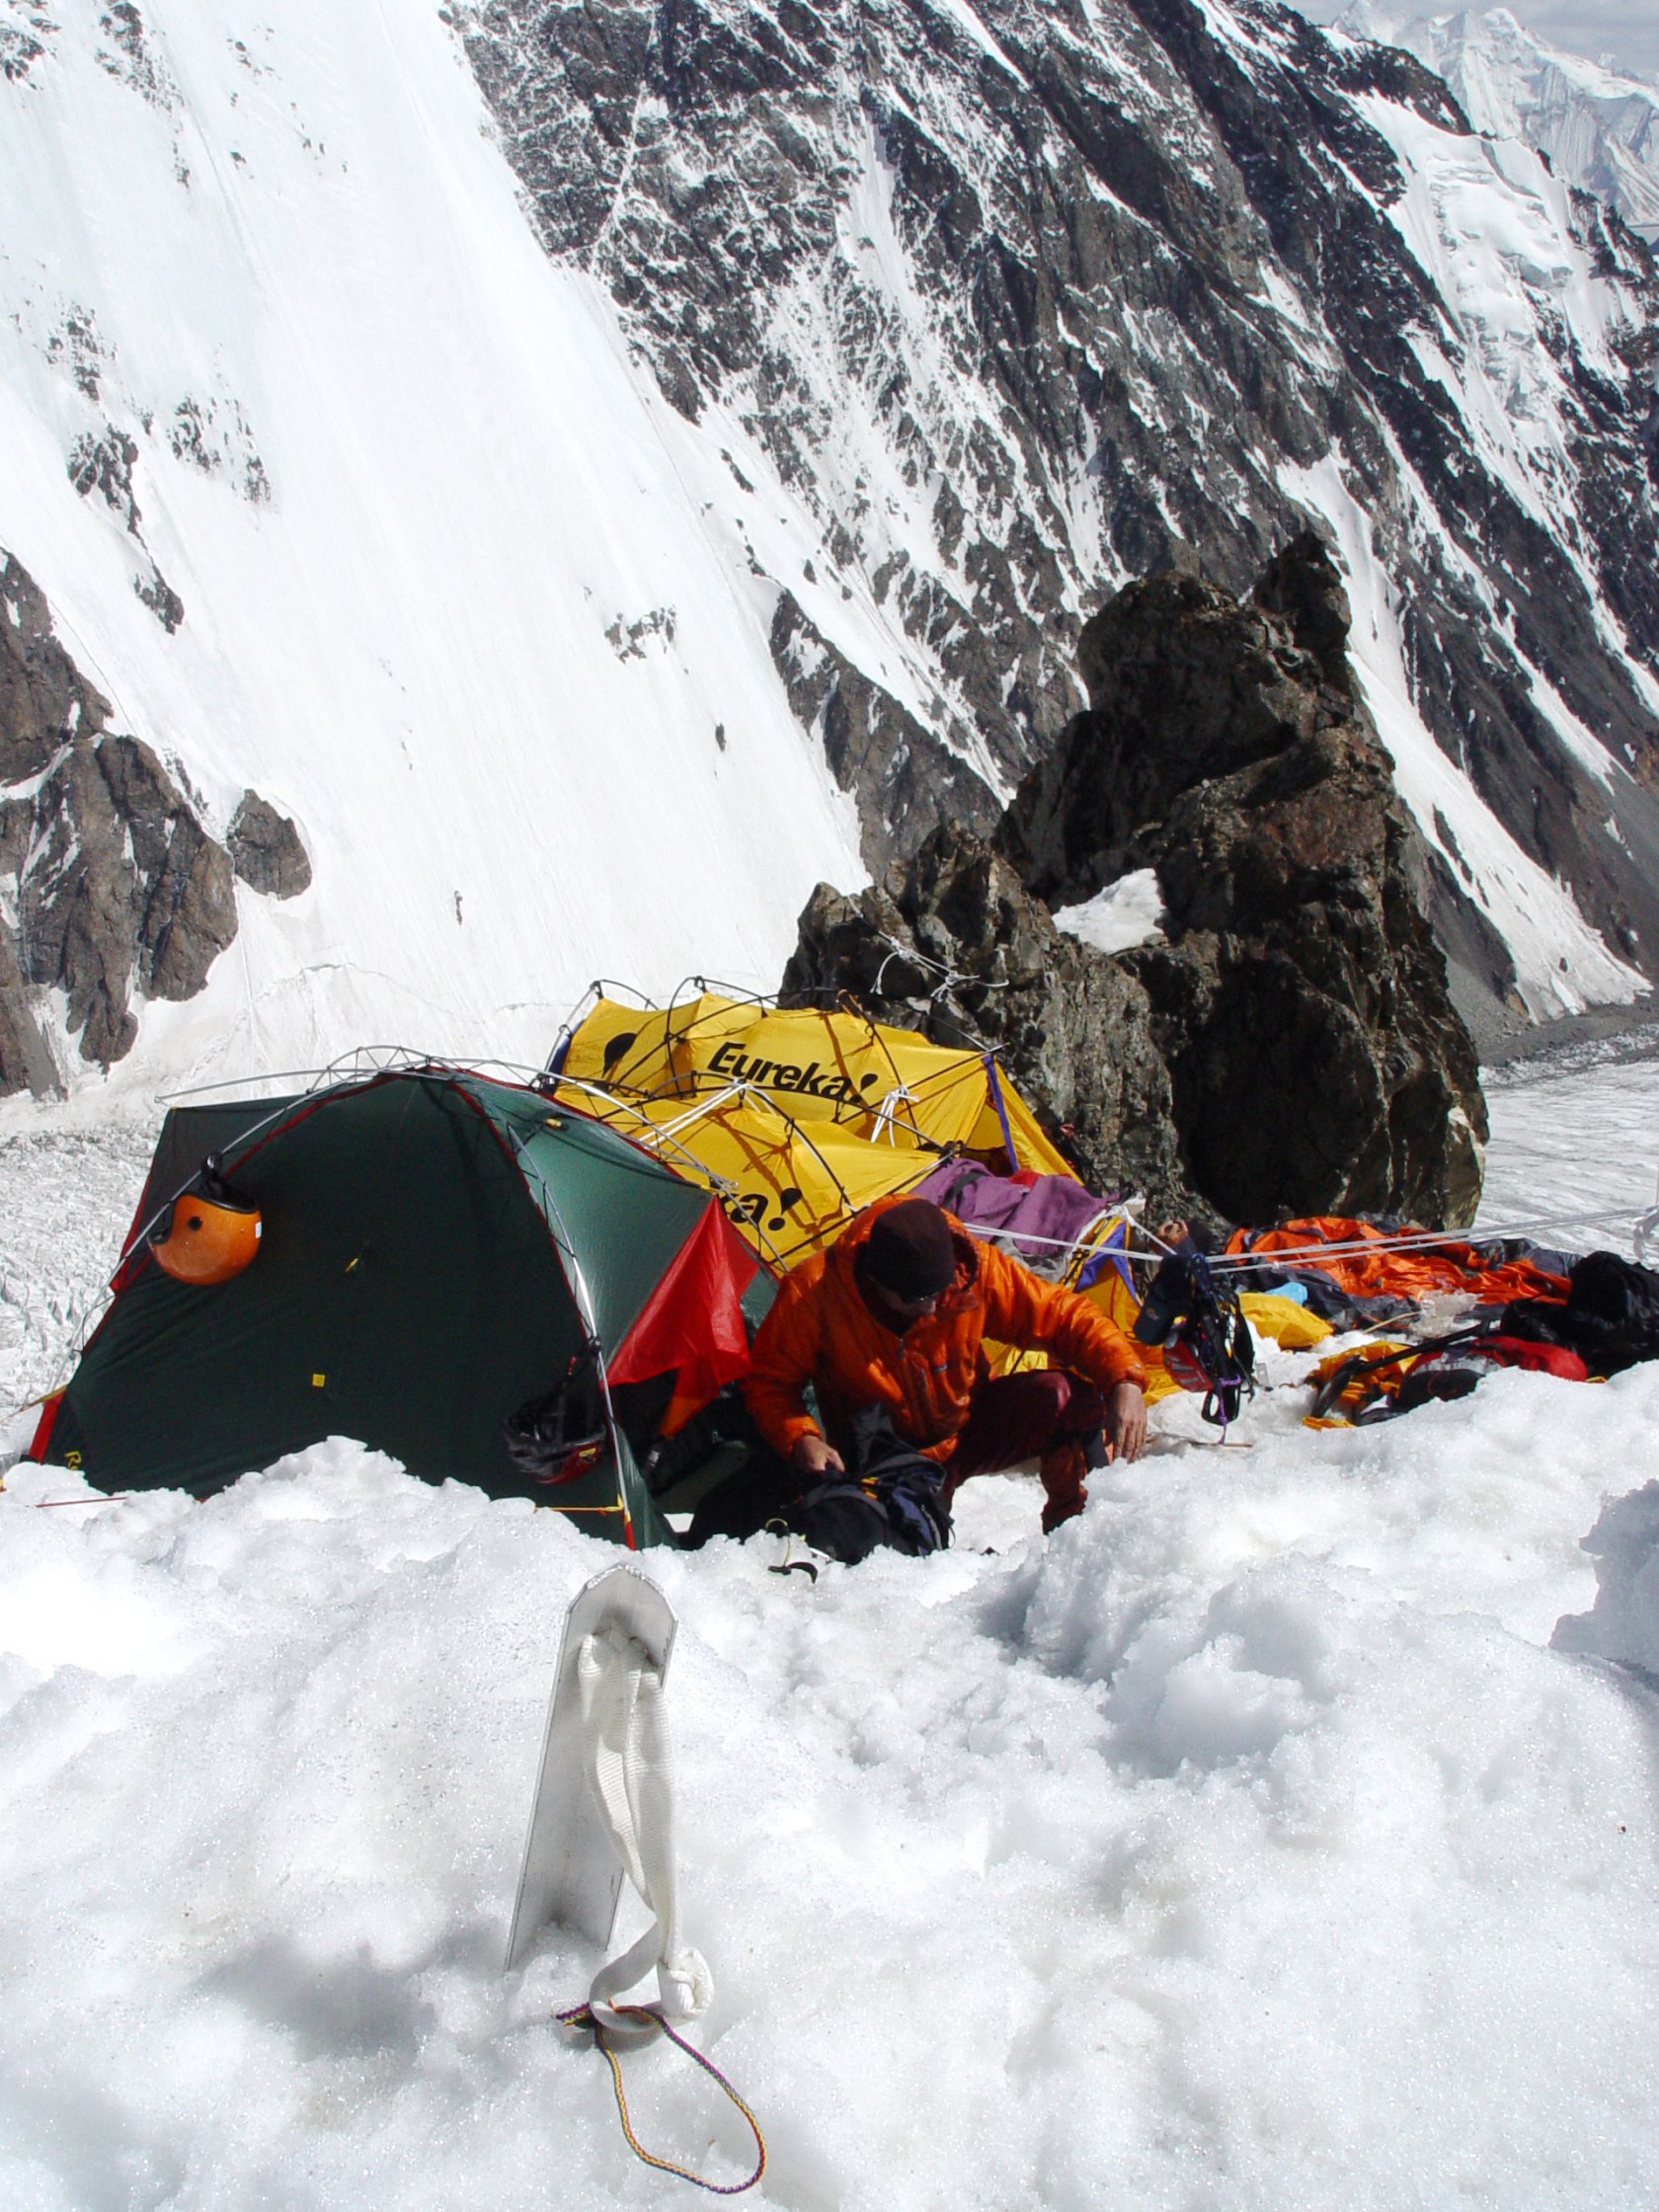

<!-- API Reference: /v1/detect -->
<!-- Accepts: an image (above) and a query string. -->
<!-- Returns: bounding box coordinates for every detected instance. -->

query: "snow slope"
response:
[3,1051,1658,2209]
[1284,453,1648,1021]
[0,0,865,1110]
[1479,1040,1659,1230]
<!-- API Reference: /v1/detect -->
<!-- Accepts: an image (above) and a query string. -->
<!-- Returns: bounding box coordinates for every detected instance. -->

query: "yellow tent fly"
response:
[548,986,1087,1274]
[540,1079,942,1271]
[555,988,1074,1173]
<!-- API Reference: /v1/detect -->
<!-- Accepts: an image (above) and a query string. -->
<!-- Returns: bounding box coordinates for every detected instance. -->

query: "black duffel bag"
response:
[1500,1249,1659,1377]
[685,1405,951,1565]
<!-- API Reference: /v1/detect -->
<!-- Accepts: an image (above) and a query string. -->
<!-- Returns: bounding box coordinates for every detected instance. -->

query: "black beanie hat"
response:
[863,1200,957,1301]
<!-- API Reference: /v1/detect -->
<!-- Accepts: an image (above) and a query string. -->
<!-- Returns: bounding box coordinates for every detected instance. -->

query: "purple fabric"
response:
[915,1159,1108,1274]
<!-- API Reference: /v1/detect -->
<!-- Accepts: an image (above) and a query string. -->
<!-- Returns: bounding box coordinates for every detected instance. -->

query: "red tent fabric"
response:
[609,1200,756,1434]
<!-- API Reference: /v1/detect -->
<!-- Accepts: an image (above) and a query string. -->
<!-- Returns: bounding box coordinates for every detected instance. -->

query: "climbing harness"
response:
[1135,1248,1256,1431]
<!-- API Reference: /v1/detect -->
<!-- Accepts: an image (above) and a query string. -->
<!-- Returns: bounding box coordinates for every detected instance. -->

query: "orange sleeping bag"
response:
[1225,1217,1570,1307]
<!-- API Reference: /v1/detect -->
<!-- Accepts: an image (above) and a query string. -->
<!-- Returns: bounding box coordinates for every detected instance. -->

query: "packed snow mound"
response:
[5,1372,1659,2208]
[1051,871,1167,958]
[1554,1479,1659,1675]
[1341,3,1659,237]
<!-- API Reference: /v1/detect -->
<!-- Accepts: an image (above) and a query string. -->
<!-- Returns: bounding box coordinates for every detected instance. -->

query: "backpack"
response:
[502,1339,610,1484]
[791,1406,952,1564]
[1136,1250,1256,1427]
[682,1405,952,1564]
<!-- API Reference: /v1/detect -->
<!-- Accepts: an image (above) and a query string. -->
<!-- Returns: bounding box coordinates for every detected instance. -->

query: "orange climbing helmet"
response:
[150,1157,263,1286]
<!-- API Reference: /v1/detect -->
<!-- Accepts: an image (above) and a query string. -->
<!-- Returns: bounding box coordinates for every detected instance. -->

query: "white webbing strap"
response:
[576,1625,712,2026]
[870,1083,915,1145]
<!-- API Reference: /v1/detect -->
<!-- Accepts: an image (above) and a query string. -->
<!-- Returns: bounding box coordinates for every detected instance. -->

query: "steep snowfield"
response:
[3,1053,1658,2209]
[1284,452,1647,1020]
[0,0,865,1108]
[1478,1038,1659,1230]
[1257,6,1658,1019]
[1275,7,1659,1023]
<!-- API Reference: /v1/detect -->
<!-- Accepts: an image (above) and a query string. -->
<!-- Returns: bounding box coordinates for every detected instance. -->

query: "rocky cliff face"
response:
[0,553,309,1096]
[783,534,1486,1228]
[461,0,1659,1031]
[784,828,1195,1211]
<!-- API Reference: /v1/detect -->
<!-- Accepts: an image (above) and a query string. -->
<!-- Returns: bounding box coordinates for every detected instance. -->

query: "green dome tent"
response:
[28,1066,756,1547]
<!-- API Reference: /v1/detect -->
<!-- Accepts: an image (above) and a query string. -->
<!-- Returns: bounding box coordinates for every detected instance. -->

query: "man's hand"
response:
[1104,1381,1147,1463]
[790,1433,845,1479]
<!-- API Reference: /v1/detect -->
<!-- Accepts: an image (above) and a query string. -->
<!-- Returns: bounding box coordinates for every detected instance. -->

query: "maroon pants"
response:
[939,1369,1109,1534]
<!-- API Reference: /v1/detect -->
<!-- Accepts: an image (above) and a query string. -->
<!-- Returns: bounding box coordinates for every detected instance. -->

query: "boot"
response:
[1039,1440,1088,1533]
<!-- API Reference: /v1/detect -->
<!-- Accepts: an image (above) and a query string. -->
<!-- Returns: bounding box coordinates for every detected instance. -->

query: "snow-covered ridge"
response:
[1339,4,1659,238]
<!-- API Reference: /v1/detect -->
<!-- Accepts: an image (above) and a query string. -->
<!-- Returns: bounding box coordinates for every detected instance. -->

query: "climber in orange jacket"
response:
[743,1195,1148,1534]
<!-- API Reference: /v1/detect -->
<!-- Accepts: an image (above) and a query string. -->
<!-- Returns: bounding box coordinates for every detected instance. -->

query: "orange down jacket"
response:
[743,1196,1146,1462]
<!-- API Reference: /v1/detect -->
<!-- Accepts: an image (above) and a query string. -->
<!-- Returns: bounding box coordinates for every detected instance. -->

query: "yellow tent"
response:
[555,988,1074,1173]
[548,988,1171,1409]
[541,1078,941,1272]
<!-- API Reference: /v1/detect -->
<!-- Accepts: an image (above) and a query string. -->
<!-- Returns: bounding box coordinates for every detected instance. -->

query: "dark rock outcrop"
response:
[783,828,1191,1212]
[66,419,188,633]
[5,731,239,1074]
[227,790,312,899]
[0,908,57,1096]
[0,551,112,776]
[1,552,306,1093]
[783,535,1487,1228]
